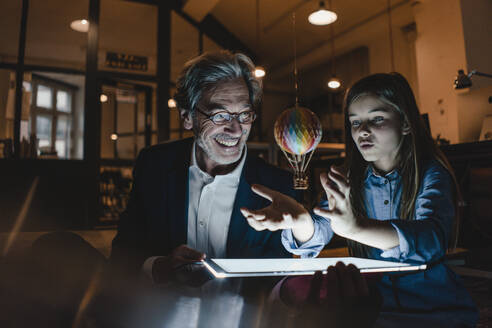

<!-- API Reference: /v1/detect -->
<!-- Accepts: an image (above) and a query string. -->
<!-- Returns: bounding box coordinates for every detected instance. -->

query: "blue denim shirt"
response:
[282,161,478,326]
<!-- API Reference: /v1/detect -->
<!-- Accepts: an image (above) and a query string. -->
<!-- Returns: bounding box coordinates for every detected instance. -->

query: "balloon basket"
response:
[293,174,309,190]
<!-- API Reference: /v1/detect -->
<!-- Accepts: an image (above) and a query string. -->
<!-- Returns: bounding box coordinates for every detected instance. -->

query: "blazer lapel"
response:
[166,139,193,248]
[226,156,262,257]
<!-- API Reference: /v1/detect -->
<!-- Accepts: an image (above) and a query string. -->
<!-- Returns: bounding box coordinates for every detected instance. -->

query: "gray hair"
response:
[174,51,262,113]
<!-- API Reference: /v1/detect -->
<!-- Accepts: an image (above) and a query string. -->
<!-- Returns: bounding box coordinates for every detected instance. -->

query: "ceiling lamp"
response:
[254,0,266,78]
[387,0,395,71]
[327,0,341,90]
[254,66,266,78]
[308,1,337,26]
[70,19,89,33]
[100,94,108,103]
[168,98,177,108]
[327,77,341,89]
[110,133,118,141]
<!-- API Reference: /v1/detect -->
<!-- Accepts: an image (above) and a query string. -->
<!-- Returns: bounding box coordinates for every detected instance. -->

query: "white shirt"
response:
[187,142,246,258]
[143,142,246,279]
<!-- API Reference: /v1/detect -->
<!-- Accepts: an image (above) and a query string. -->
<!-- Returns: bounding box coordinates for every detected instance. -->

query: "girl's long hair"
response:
[342,73,460,258]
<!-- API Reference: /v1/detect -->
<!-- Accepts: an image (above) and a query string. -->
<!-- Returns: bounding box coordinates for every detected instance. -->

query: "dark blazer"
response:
[110,138,300,274]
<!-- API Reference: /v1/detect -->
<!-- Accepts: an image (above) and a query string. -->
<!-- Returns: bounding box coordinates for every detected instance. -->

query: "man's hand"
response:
[152,245,208,286]
[314,166,360,238]
[240,184,314,243]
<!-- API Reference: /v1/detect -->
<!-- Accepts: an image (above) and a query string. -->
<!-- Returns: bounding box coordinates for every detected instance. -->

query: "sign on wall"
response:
[105,52,148,71]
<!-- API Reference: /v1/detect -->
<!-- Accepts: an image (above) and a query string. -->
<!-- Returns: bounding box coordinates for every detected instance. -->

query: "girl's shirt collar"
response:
[364,165,400,182]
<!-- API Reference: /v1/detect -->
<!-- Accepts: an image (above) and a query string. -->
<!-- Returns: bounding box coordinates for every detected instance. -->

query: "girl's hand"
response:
[314,166,360,238]
[241,184,314,243]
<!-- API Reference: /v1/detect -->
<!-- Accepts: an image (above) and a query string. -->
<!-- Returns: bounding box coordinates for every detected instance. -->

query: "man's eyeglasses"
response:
[195,107,257,125]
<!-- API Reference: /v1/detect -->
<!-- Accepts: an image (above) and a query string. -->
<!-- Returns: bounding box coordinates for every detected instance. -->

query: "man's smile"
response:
[214,136,240,147]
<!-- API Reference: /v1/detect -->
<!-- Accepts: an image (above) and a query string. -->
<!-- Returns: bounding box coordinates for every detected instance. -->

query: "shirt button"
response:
[199,221,204,226]
[384,179,388,184]
[384,200,389,205]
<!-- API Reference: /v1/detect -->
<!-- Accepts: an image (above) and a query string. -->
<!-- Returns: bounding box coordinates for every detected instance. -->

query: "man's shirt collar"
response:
[190,141,246,186]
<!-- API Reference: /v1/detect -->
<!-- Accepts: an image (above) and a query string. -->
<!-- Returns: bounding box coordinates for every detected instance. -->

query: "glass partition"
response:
[25,0,89,70]
[171,12,199,82]
[0,1,22,63]
[99,0,157,75]
[100,80,157,160]
[0,69,17,158]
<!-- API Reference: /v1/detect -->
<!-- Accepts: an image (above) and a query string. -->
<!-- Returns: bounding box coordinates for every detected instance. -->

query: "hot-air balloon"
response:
[274,106,322,190]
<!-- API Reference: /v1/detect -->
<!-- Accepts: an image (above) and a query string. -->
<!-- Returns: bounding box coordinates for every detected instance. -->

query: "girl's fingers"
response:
[307,271,323,304]
[328,195,336,210]
[328,170,349,192]
[348,264,370,297]
[336,262,356,301]
[331,165,349,181]
[320,175,345,203]
[325,265,341,306]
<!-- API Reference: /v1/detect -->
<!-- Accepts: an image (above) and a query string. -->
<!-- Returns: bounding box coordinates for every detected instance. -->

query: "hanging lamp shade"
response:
[254,66,266,78]
[70,19,89,32]
[327,77,341,89]
[308,1,337,26]
[167,98,177,108]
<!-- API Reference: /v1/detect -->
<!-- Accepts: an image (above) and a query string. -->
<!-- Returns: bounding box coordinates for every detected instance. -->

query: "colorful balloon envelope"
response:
[274,106,322,189]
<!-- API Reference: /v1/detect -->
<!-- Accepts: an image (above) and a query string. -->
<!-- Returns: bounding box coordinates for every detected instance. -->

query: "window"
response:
[29,75,76,159]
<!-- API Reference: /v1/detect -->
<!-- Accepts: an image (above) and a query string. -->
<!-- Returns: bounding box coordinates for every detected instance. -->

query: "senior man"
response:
[110,51,313,284]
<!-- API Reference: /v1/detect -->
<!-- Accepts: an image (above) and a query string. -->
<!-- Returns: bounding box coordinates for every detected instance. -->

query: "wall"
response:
[367,19,419,104]
[260,88,295,143]
[268,2,418,87]
[456,0,492,143]
[263,1,420,142]
[414,0,492,143]
[460,0,492,90]
[413,0,467,143]
[457,86,492,143]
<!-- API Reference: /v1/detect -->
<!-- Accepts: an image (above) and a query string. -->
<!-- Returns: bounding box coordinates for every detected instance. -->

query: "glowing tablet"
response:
[203,257,426,278]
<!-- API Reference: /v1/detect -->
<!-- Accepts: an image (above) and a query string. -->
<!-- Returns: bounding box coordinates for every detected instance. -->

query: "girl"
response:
[242,73,478,327]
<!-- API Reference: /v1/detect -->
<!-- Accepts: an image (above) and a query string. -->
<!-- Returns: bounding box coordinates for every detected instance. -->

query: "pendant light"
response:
[387,0,395,71]
[70,19,89,33]
[308,1,337,26]
[254,0,266,78]
[327,0,341,89]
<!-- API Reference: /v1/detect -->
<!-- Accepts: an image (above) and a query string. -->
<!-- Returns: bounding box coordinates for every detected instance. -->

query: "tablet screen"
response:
[203,257,426,278]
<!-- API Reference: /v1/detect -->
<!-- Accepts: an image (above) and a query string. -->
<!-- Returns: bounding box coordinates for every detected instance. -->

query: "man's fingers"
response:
[313,206,339,219]
[282,213,294,223]
[246,217,283,231]
[313,207,329,217]
[174,245,206,261]
[240,207,266,220]
[246,217,267,231]
[251,184,276,202]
